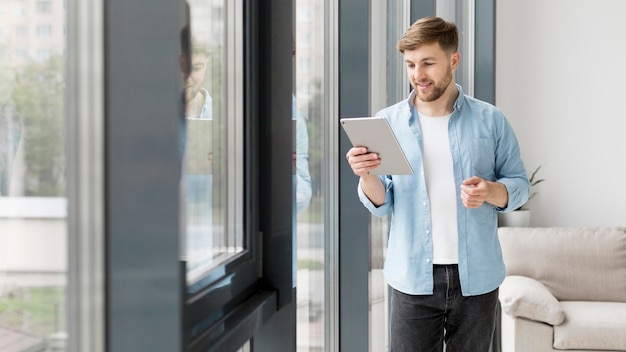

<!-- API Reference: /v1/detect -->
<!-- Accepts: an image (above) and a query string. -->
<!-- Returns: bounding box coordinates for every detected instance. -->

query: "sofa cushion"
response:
[499,275,564,325]
[553,301,626,351]
[498,227,626,302]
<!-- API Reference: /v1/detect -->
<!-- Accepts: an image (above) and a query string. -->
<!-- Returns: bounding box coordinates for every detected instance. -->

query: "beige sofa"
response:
[497,227,626,352]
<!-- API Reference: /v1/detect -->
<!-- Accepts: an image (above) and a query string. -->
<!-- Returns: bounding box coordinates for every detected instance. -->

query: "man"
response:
[346,17,530,351]
[182,44,213,120]
[292,40,313,286]
[292,40,312,215]
[179,39,215,269]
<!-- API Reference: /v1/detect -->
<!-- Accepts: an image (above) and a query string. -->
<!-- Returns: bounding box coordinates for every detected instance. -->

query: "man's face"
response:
[404,42,459,103]
[184,53,208,102]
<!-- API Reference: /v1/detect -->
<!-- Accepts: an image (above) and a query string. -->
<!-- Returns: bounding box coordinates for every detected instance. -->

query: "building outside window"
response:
[0,0,67,349]
[36,1,52,14]
[36,25,52,36]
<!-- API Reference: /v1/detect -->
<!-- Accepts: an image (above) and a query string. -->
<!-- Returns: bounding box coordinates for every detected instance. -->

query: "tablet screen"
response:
[340,117,413,175]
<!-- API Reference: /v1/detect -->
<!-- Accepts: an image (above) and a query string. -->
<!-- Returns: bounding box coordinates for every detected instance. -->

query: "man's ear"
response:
[450,51,460,70]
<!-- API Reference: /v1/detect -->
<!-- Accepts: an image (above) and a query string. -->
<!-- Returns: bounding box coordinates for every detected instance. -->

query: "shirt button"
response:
[423,201,428,207]
[426,259,431,263]
[426,230,430,235]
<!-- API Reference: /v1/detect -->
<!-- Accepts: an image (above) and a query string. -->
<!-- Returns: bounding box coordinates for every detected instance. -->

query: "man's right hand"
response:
[346,147,385,206]
[345,147,381,177]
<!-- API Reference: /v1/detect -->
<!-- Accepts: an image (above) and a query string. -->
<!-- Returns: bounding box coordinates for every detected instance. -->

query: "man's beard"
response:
[414,67,453,103]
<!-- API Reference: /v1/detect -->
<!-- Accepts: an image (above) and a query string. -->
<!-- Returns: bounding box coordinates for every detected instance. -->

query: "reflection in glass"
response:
[0,0,68,349]
[295,0,326,350]
[182,0,244,287]
[368,2,408,350]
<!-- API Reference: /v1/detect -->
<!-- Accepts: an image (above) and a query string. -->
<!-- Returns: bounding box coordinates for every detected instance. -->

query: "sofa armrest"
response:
[499,275,565,326]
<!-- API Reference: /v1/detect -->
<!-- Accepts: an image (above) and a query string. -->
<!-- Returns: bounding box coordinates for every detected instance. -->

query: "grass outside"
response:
[297,259,324,271]
[0,286,65,337]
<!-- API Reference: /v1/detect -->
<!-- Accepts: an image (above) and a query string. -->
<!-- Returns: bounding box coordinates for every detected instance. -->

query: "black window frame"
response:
[183,0,294,350]
[104,0,293,349]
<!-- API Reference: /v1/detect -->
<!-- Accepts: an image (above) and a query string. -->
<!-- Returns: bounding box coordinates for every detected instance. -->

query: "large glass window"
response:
[0,0,67,349]
[295,0,332,350]
[182,1,301,349]
[182,0,244,288]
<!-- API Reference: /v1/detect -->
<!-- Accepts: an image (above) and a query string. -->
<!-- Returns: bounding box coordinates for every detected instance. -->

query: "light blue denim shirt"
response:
[293,94,312,214]
[293,94,313,287]
[358,85,530,296]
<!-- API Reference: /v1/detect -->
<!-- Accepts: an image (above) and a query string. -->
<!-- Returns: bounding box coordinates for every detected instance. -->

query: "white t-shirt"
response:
[418,112,459,264]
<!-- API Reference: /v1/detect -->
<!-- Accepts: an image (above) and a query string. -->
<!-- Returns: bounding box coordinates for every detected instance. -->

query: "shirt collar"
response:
[406,84,465,112]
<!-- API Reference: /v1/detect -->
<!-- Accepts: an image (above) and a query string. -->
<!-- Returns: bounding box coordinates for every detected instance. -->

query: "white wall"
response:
[496,0,626,226]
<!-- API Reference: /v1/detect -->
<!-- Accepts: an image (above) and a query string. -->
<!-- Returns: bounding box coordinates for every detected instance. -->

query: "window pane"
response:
[0,0,67,349]
[295,0,326,350]
[182,0,244,287]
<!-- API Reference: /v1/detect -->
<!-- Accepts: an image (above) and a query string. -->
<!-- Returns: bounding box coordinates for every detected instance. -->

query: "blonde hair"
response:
[397,16,458,55]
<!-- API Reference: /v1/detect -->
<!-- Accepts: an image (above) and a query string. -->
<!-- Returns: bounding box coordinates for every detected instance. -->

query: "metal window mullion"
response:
[370,0,387,114]
[324,0,340,351]
[226,0,245,251]
[66,0,105,350]
[460,0,475,97]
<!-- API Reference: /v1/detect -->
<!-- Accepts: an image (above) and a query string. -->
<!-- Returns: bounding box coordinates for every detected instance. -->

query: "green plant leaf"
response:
[517,165,545,210]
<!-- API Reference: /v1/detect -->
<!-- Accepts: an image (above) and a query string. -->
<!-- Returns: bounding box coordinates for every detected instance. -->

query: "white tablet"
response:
[340,116,413,175]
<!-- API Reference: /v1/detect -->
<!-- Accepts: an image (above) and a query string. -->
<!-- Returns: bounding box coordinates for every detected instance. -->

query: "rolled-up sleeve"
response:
[357,175,393,217]
[498,177,529,211]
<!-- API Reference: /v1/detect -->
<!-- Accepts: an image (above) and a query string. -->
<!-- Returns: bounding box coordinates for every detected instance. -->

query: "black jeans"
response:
[390,265,499,352]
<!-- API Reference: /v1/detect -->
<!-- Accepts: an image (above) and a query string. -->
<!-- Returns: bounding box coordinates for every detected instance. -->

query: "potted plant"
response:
[498,165,545,227]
